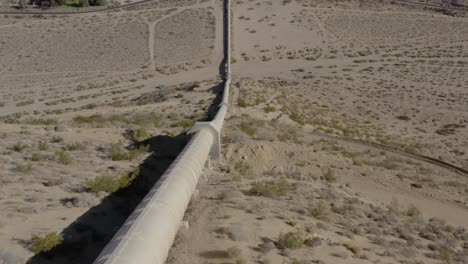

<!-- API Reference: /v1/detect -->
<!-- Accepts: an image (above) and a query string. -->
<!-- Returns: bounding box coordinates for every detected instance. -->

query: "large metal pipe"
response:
[93,130,214,264]
[92,0,231,263]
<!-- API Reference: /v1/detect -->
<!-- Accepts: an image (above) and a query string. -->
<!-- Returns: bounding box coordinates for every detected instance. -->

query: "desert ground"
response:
[0,0,467,264]
[0,0,224,263]
[167,0,468,264]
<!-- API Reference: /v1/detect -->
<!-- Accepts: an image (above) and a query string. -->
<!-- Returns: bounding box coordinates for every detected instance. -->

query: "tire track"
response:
[391,0,468,12]
[310,129,468,176]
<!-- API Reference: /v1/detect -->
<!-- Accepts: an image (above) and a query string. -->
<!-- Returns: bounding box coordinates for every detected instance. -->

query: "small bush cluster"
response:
[405,204,421,218]
[86,168,140,193]
[64,142,85,151]
[308,204,329,220]
[14,163,32,173]
[238,98,248,108]
[176,119,196,129]
[234,160,250,174]
[55,150,72,165]
[126,127,148,142]
[50,136,64,143]
[26,118,57,126]
[248,179,293,197]
[12,142,28,152]
[74,113,162,128]
[38,141,48,151]
[16,99,34,107]
[263,106,276,113]
[30,232,63,254]
[278,231,304,249]
[240,121,256,136]
[31,153,45,162]
[108,143,149,161]
[288,112,305,126]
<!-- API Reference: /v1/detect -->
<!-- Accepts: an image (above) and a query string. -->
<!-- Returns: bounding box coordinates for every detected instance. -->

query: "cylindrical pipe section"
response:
[93,0,231,263]
[93,130,214,264]
[222,79,230,105]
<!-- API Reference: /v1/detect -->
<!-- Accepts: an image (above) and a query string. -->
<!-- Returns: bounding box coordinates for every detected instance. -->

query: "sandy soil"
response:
[167,0,468,263]
[0,0,467,263]
[0,0,223,263]
[231,0,468,169]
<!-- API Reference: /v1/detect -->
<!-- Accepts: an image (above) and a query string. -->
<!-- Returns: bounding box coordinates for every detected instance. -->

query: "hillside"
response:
[167,0,468,263]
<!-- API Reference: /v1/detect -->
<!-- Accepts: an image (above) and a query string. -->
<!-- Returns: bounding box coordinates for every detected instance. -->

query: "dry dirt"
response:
[0,0,467,264]
[0,0,223,263]
[166,0,468,264]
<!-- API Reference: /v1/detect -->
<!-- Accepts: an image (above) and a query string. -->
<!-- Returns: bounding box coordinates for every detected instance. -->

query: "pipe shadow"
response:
[26,134,188,264]
[217,0,229,77]
[207,82,224,120]
[26,1,231,262]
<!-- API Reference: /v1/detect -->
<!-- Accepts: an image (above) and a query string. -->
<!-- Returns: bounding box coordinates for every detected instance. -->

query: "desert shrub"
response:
[289,112,305,125]
[128,145,150,159]
[108,143,128,161]
[234,160,250,174]
[30,232,63,254]
[240,121,256,136]
[14,163,32,173]
[176,119,196,129]
[38,141,48,151]
[248,179,292,197]
[55,150,72,165]
[352,158,366,166]
[396,115,411,121]
[278,231,304,249]
[238,98,248,108]
[405,204,421,218]
[129,127,148,142]
[323,168,336,182]
[284,217,298,226]
[50,136,64,143]
[439,248,453,261]
[12,142,28,152]
[86,175,120,193]
[278,129,303,144]
[308,204,329,220]
[64,142,85,151]
[263,106,276,113]
[108,143,149,161]
[74,113,162,128]
[31,153,45,162]
[26,118,58,126]
[86,168,139,193]
[16,99,34,107]
[74,114,105,124]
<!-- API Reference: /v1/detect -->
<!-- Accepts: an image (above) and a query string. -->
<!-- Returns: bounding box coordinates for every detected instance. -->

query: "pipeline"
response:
[92,0,231,263]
